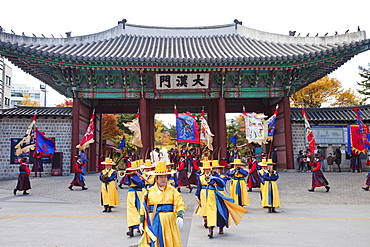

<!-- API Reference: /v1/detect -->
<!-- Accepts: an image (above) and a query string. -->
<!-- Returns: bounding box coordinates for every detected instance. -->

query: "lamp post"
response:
[40,84,46,106]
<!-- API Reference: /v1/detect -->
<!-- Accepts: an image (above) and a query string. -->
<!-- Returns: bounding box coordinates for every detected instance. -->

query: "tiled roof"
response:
[0,106,72,118]
[291,105,370,124]
[0,23,368,63]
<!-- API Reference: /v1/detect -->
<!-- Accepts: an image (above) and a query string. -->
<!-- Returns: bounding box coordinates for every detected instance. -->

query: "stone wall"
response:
[292,123,352,171]
[0,117,72,179]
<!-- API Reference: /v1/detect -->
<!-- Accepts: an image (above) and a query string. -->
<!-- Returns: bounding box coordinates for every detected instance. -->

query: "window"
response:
[11,92,23,97]
[6,76,11,86]
[5,97,10,106]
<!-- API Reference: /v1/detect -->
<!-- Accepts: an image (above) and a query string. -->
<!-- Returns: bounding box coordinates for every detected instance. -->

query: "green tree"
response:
[357,64,370,99]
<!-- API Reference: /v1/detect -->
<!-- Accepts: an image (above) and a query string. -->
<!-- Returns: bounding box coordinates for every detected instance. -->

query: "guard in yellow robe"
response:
[124,160,146,237]
[140,159,156,189]
[196,160,247,238]
[226,159,250,206]
[258,159,281,213]
[139,161,186,247]
[99,158,120,212]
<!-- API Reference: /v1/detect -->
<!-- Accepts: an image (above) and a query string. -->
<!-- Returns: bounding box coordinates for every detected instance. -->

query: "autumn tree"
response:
[102,114,123,141]
[330,89,365,107]
[55,98,73,107]
[290,76,343,108]
[20,93,40,106]
[357,64,370,99]
[154,119,165,146]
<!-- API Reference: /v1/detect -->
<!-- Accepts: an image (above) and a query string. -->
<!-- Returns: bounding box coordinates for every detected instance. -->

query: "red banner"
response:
[349,125,370,154]
[76,112,95,151]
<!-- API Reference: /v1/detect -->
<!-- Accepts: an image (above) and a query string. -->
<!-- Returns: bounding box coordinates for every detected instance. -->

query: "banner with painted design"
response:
[244,112,267,145]
[348,125,370,154]
[176,112,200,144]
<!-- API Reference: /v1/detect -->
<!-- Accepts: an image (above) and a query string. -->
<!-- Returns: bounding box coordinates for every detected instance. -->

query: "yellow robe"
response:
[197,175,218,227]
[127,180,145,227]
[229,169,250,206]
[100,169,120,207]
[140,183,186,247]
[259,170,281,207]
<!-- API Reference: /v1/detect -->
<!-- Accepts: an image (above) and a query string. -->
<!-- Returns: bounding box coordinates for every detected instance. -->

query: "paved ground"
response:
[1,171,370,247]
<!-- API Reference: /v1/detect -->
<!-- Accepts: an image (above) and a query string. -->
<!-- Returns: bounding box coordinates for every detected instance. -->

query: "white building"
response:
[0,56,12,109]
[11,83,45,107]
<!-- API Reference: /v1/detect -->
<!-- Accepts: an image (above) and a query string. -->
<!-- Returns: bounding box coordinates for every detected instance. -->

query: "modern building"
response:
[11,83,43,107]
[0,56,12,109]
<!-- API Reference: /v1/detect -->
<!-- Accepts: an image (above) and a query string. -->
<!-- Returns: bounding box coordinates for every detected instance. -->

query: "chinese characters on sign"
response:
[155,73,209,91]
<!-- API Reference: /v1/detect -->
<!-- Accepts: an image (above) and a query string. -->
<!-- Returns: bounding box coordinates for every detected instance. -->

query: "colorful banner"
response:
[124,117,143,148]
[76,112,95,150]
[35,128,56,157]
[200,116,214,150]
[176,112,200,144]
[302,108,316,154]
[15,114,37,155]
[245,112,267,145]
[266,104,279,142]
[348,125,370,154]
[353,106,370,151]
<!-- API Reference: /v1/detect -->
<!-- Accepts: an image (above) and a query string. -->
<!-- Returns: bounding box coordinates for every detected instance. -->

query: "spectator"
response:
[297,150,306,172]
[326,153,335,172]
[32,151,43,177]
[334,148,342,173]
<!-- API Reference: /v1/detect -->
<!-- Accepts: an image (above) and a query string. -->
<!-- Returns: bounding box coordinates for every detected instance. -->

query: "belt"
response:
[128,186,143,191]
[149,204,174,213]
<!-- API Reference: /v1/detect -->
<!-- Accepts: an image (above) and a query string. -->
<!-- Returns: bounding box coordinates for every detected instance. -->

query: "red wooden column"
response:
[282,97,294,169]
[139,98,149,159]
[71,98,80,173]
[218,98,227,160]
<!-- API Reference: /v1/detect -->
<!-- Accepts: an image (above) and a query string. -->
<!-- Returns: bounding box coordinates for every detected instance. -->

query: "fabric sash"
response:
[20,172,26,174]
[129,186,143,211]
[150,204,175,247]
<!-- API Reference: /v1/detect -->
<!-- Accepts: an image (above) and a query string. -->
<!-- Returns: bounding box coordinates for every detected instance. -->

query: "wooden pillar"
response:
[139,98,149,159]
[71,98,80,172]
[283,97,294,169]
[218,98,227,160]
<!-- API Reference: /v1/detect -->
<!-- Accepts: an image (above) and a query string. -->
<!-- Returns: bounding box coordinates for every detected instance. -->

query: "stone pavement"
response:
[1,171,370,247]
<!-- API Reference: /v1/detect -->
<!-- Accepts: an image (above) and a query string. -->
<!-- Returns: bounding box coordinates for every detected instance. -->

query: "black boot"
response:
[308,188,315,192]
[23,191,29,195]
[126,227,134,237]
[271,207,277,213]
[268,207,272,213]
[102,206,108,212]
[362,186,369,191]
[248,188,252,192]
[68,185,73,190]
[326,186,330,192]
[118,183,123,189]
[13,189,17,195]
[188,186,192,193]
[219,227,224,234]
[203,217,208,228]
[177,187,181,192]
[208,227,214,238]
[82,186,88,190]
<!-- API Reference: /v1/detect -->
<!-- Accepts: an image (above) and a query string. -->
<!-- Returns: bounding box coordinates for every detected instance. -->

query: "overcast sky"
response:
[2,0,370,112]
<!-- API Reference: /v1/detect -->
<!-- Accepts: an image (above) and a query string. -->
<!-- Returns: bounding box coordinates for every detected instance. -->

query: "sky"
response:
[1,0,370,121]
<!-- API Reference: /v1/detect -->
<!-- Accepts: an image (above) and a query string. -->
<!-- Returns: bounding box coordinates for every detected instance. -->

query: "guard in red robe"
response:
[247,155,261,192]
[308,154,330,192]
[14,157,31,195]
[68,155,88,190]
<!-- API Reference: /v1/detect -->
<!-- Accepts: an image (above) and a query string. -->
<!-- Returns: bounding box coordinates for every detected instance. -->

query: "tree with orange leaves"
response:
[55,99,73,107]
[102,114,123,140]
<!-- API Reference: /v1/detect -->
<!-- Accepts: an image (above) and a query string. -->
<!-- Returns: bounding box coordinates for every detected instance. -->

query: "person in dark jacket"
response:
[334,148,342,172]
[14,157,31,195]
[32,151,43,177]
